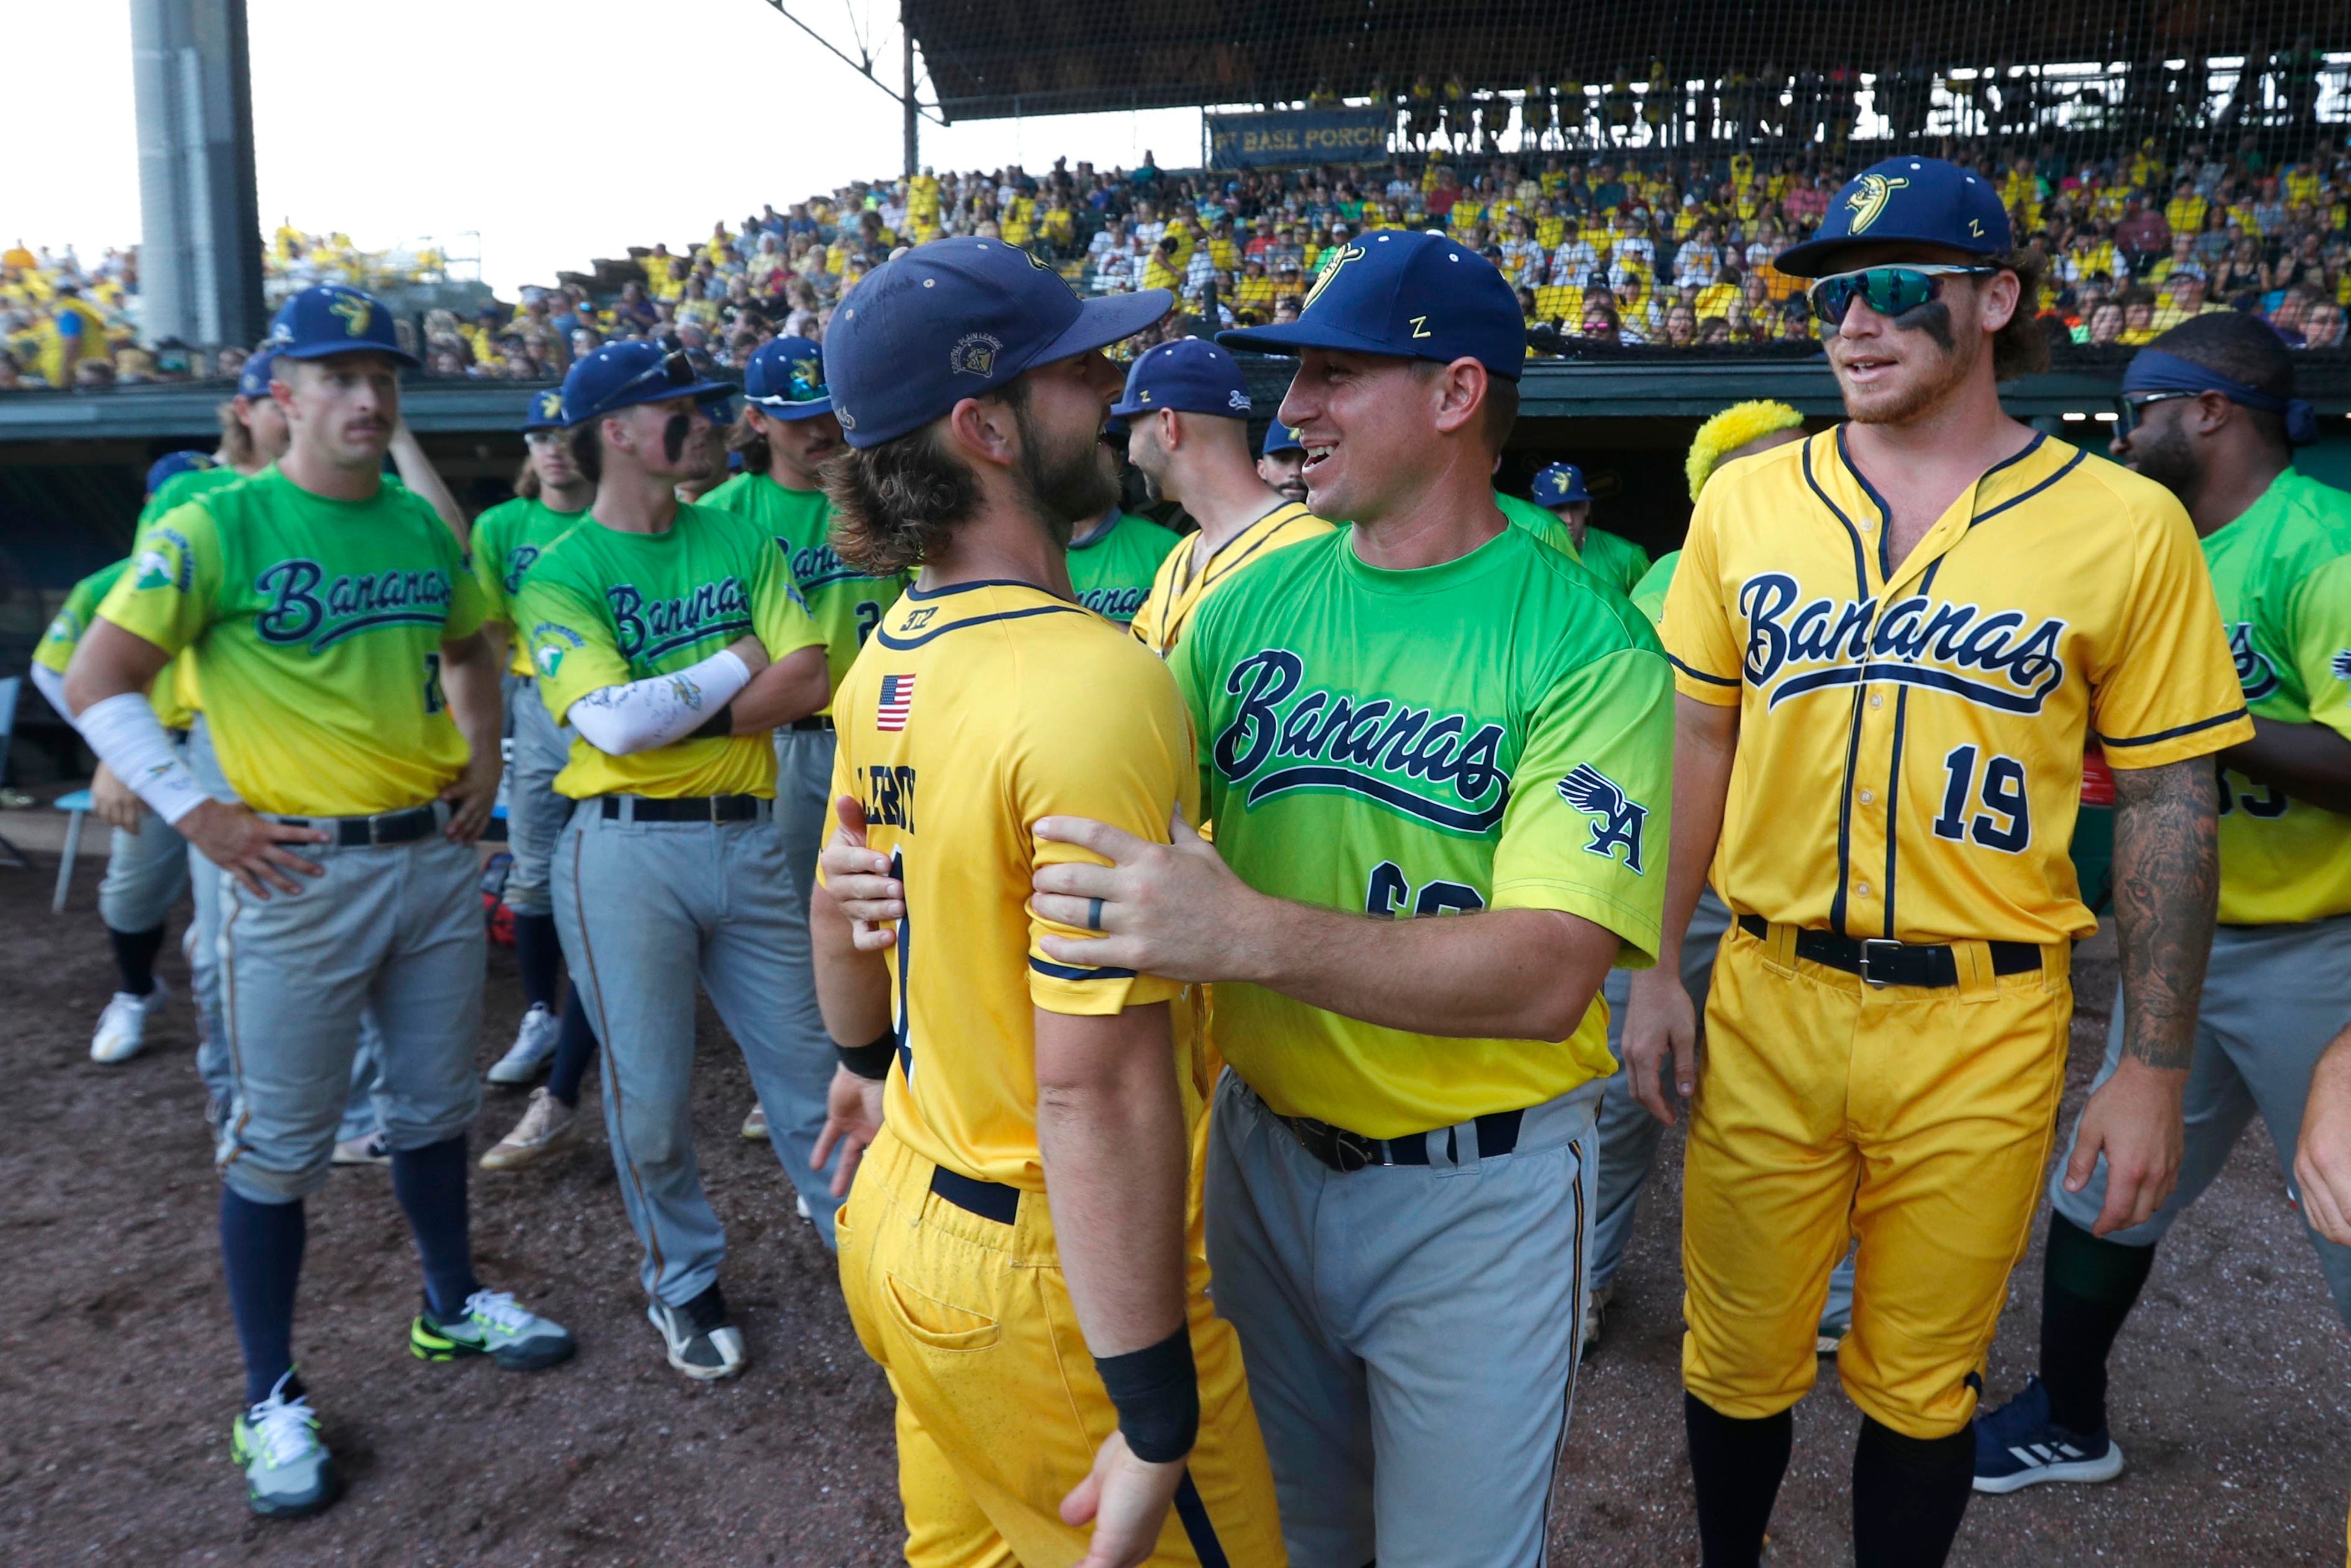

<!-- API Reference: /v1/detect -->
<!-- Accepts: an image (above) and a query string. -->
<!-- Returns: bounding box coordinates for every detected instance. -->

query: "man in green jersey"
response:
[519,342,832,1381]
[63,285,574,1520]
[1976,315,2351,1491]
[139,350,289,526]
[1068,435,1183,625]
[703,336,904,1159]
[1531,461,1649,594]
[476,389,601,1170]
[1042,233,1675,1565]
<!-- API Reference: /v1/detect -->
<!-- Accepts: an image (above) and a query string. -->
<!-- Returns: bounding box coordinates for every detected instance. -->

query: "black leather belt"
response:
[1736,914,2042,988]
[930,1165,1020,1224]
[598,794,764,822]
[270,803,439,846]
[1279,1107,1525,1173]
[788,715,835,733]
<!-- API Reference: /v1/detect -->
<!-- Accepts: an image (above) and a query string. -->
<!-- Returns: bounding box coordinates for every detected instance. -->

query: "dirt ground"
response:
[2,850,2345,1567]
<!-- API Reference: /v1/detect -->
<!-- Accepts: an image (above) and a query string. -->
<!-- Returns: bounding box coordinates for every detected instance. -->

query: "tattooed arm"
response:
[2059,756,2217,1235]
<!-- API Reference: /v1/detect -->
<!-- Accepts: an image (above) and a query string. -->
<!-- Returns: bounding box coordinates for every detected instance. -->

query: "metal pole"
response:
[902,1,918,177]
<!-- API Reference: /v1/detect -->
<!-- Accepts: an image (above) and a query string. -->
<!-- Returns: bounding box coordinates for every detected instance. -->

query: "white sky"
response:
[12,0,1204,295]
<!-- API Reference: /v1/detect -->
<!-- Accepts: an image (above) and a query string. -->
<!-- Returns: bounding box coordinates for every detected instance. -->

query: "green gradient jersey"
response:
[1628,549,1679,625]
[97,466,487,817]
[516,503,825,801]
[35,560,127,677]
[1169,522,1674,1136]
[470,496,591,677]
[701,472,905,711]
[1069,510,1183,625]
[1578,526,1650,595]
[2203,469,2351,925]
[140,464,243,528]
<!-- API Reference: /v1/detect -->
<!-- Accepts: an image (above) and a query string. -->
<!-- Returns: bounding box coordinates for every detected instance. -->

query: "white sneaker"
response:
[486,1004,561,1085]
[480,1088,577,1171]
[740,1102,769,1141]
[1580,1282,1613,1363]
[91,976,169,1064]
[331,1132,391,1167]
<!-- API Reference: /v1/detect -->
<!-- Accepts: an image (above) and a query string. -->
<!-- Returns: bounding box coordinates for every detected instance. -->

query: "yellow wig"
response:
[1686,399,1805,503]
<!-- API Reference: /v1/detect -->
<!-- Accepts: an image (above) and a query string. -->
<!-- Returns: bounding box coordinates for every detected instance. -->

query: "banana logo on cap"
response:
[1303,243,1365,310]
[1844,174,1911,236]
[328,293,375,336]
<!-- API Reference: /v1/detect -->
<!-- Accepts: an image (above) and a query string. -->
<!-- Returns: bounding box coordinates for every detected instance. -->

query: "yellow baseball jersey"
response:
[822,579,1203,1192]
[1128,499,1332,656]
[97,468,488,818]
[2203,470,2351,924]
[517,505,825,801]
[1665,428,2253,946]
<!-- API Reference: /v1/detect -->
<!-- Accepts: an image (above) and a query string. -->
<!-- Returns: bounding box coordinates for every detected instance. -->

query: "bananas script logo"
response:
[328,293,375,337]
[1844,174,1910,235]
[1304,244,1365,311]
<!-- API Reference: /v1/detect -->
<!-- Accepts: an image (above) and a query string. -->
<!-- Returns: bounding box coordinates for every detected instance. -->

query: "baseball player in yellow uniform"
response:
[516,341,834,1379]
[62,285,574,1519]
[1119,337,1331,659]
[1621,159,2251,1566]
[810,237,1282,1568]
[1019,233,1676,1567]
[1974,317,2351,1491]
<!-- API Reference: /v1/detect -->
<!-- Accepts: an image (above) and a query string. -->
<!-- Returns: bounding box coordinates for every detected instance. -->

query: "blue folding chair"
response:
[0,676,34,875]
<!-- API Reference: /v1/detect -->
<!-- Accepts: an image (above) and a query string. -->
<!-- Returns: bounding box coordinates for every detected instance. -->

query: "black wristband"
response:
[834,1030,896,1081]
[689,701,734,741]
[1093,1326,1198,1464]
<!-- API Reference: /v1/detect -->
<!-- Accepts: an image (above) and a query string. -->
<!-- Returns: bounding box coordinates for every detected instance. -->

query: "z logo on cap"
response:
[1304,244,1365,310]
[329,294,375,336]
[1844,174,1910,235]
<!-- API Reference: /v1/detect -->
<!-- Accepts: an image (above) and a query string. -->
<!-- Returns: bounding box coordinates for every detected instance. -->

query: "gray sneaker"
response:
[487,1003,562,1085]
[231,1373,339,1519]
[410,1288,576,1371]
[480,1087,577,1171]
[648,1283,747,1381]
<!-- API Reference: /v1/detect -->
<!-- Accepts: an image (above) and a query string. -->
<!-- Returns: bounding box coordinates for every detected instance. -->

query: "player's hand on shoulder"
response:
[1032,805,1256,985]
[821,794,904,949]
[440,750,503,845]
[182,799,330,899]
[90,762,145,831]
[1621,964,1698,1126]
[1059,1430,1188,1568]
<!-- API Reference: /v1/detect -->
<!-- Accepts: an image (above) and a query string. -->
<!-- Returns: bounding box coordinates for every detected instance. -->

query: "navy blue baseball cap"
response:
[1109,336,1253,420]
[743,336,832,421]
[559,340,732,427]
[1261,419,1305,456]
[1532,463,1591,506]
[264,283,418,366]
[521,386,567,432]
[235,348,277,399]
[145,450,211,498]
[1218,230,1526,381]
[1775,157,2013,278]
[826,237,1173,448]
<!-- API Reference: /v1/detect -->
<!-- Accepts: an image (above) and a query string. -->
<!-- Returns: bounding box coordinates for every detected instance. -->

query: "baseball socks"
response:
[390,1136,482,1320]
[1852,1416,1973,1566]
[2036,1213,2156,1435]
[1685,1393,1790,1567]
[512,913,563,1011]
[544,981,600,1108]
[108,923,167,998]
[219,1188,306,1404]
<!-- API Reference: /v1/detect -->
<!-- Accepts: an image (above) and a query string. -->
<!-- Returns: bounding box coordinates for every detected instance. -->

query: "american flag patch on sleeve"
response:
[877,673,916,731]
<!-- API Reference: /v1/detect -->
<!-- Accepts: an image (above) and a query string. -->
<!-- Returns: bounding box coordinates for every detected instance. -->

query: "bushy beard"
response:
[2121,418,2200,499]
[1013,403,1119,546]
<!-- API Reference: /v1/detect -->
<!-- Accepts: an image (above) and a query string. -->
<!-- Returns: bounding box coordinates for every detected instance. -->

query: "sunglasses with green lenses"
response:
[1806,264,2000,327]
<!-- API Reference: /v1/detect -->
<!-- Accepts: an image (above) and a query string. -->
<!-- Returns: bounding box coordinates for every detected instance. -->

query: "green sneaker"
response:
[410,1288,576,1371]
[230,1373,339,1519]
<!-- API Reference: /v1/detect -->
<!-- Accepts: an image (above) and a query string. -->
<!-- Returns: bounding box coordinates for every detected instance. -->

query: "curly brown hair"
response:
[1990,250,2049,383]
[820,382,1025,576]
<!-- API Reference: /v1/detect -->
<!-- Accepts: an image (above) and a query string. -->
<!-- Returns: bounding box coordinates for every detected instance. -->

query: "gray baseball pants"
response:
[2049,914,2351,1327]
[97,804,189,936]
[501,674,569,918]
[1593,890,1855,1331]
[214,807,483,1204]
[1205,1068,1600,1568]
[553,794,845,1309]
[186,719,380,1142]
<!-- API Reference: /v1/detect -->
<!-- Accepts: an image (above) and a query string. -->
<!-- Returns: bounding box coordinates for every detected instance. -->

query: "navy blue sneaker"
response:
[1972,1375,2125,1494]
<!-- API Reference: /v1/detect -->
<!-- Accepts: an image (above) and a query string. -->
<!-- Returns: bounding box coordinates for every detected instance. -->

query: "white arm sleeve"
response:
[28,663,70,726]
[76,692,210,825]
[564,648,754,756]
